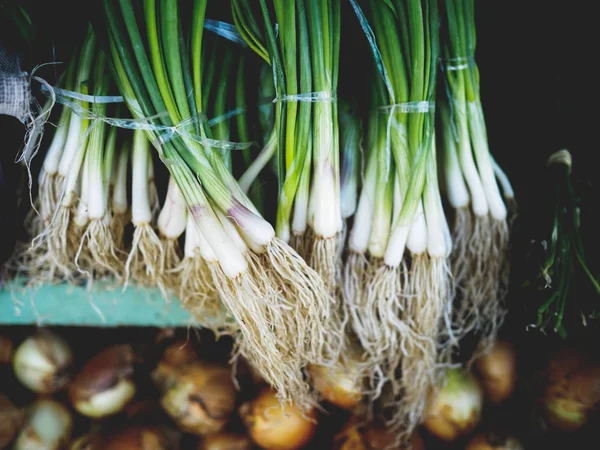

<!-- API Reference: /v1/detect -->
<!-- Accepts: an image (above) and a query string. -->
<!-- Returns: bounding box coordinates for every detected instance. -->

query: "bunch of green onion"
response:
[438,0,514,354]
[101,0,340,408]
[20,28,132,288]
[345,0,451,434]
[233,0,343,290]
[232,0,347,365]
[8,0,519,428]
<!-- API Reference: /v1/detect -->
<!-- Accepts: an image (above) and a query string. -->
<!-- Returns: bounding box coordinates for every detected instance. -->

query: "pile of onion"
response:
[307,347,364,411]
[70,427,180,450]
[68,344,137,418]
[240,388,317,450]
[333,416,425,450]
[197,432,253,450]
[152,340,200,391]
[541,348,600,431]
[0,394,23,449]
[158,362,237,436]
[423,368,484,442]
[465,432,524,450]
[13,330,73,393]
[13,398,73,450]
[474,340,517,404]
[0,335,13,364]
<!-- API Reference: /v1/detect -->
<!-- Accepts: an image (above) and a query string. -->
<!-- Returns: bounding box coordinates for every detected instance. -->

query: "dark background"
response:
[2,1,599,448]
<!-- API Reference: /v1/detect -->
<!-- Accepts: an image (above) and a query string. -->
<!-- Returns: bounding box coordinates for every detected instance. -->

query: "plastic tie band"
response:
[379,101,435,113]
[204,19,248,48]
[45,85,253,152]
[442,56,475,72]
[272,91,336,103]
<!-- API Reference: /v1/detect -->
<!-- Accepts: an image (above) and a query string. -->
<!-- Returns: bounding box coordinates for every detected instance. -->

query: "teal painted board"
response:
[0,282,194,326]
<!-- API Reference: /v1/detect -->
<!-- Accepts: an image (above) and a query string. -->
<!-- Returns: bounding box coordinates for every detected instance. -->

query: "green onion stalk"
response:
[110,132,131,250]
[439,0,514,354]
[124,128,168,298]
[233,0,345,368]
[17,57,76,282]
[25,27,97,283]
[238,59,277,207]
[348,0,451,434]
[234,0,344,285]
[339,99,362,255]
[535,150,600,335]
[172,39,244,332]
[28,61,76,240]
[74,52,125,285]
[104,0,336,408]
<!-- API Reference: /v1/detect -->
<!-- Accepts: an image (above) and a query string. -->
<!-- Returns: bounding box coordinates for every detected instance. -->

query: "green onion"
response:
[103,0,338,408]
[232,0,345,379]
[440,0,513,354]
[347,0,448,434]
[534,150,600,335]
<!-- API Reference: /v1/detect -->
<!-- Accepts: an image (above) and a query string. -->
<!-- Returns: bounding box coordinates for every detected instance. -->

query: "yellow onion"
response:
[307,348,364,411]
[13,398,73,450]
[474,340,517,404]
[542,356,600,432]
[0,335,13,364]
[103,427,180,450]
[332,418,365,450]
[197,432,253,450]
[333,417,425,450]
[423,368,483,442]
[71,427,180,450]
[69,433,105,450]
[160,362,237,436]
[68,344,137,418]
[465,432,524,450]
[364,422,425,450]
[240,388,317,450]
[152,340,200,391]
[13,330,73,393]
[0,394,24,449]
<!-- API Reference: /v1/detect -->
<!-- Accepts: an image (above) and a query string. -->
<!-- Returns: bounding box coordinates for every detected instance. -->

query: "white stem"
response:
[441,197,453,257]
[195,224,218,263]
[407,201,428,255]
[491,156,514,200]
[184,214,201,257]
[74,151,90,228]
[368,206,392,258]
[215,206,249,253]
[61,136,88,208]
[443,124,470,209]
[158,177,188,239]
[308,163,340,237]
[425,198,446,258]
[348,152,377,253]
[58,111,83,178]
[131,130,152,225]
[112,144,129,215]
[383,224,410,267]
[229,201,275,247]
[291,192,309,236]
[88,135,107,221]
[340,175,357,219]
[40,115,70,182]
[455,104,488,217]
[188,204,247,278]
[291,148,312,238]
[239,130,276,193]
[468,102,507,221]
